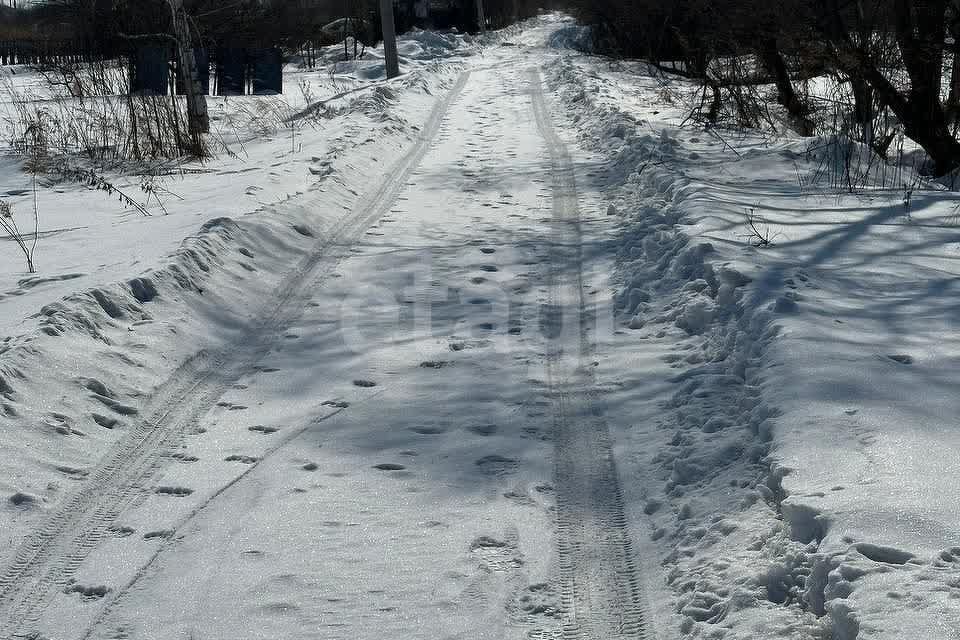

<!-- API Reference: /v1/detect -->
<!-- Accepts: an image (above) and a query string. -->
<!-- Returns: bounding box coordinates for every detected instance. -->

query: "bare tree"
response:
[814,0,960,176]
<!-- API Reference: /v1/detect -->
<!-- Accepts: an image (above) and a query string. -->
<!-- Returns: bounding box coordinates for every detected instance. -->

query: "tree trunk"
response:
[850,77,873,142]
[379,0,400,79]
[947,10,960,124]
[169,0,208,149]
[706,81,722,123]
[892,0,958,174]
[758,38,814,136]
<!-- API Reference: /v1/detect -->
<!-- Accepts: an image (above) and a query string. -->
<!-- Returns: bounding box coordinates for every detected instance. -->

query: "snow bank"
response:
[323,27,479,81]
[546,37,960,639]
[545,53,827,639]
[398,29,472,60]
[0,55,466,560]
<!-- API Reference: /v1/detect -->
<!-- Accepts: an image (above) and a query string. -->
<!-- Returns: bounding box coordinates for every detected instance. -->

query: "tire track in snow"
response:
[529,68,651,640]
[0,70,472,640]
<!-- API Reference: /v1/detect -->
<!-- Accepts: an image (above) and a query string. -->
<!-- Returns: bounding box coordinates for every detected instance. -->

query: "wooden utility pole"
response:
[476,0,486,33]
[379,0,400,79]
[168,0,209,145]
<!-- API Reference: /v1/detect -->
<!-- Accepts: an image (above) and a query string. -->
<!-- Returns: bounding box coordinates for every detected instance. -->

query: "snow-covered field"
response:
[0,28,482,333]
[0,13,958,640]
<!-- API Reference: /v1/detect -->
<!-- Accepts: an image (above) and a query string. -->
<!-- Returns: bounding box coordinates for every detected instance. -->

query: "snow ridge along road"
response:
[529,68,651,640]
[0,70,472,640]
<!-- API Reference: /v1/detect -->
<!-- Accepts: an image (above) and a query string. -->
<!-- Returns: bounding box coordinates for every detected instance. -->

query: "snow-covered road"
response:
[5,14,960,640]
[0,38,652,640]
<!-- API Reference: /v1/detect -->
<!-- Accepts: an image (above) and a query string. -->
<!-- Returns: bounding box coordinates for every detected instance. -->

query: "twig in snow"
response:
[902,178,919,220]
[793,160,806,194]
[56,166,152,217]
[140,175,172,215]
[637,160,667,177]
[740,205,780,248]
[705,126,741,158]
[0,200,37,273]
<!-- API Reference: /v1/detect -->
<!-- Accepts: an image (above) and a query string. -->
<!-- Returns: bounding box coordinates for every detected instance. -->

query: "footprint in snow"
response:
[64,584,109,601]
[82,378,113,398]
[503,486,535,504]
[91,395,138,416]
[44,413,82,436]
[517,583,561,618]
[410,426,447,435]
[249,425,279,434]
[225,455,259,464]
[92,413,118,429]
[143,530,174,540]
[254,366,281,373]
[470,535,508,550]
[9,492,38,507]
[55,465,88,479]
[475,455,518,476]
[155,486,193,497]
[467,424,498,436]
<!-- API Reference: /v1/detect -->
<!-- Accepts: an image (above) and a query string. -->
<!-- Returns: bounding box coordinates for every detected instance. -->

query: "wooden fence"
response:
[2,39,282,96]
[0,40,107,66]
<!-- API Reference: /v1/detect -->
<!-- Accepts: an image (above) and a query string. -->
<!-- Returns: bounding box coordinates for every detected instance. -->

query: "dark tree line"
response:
[562,0,960,177]
[4,0,543,51]
[9,1,371,50]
